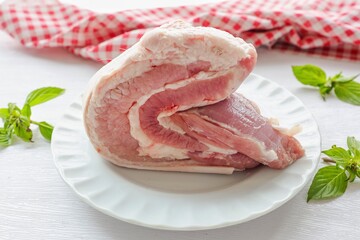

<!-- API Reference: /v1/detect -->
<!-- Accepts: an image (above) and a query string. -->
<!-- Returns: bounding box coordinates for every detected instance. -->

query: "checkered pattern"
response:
[0,0,359,63]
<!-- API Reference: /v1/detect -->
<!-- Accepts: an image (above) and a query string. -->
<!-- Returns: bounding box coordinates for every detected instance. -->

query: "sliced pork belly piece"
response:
[175,94,304,169]
[83,20,304,174]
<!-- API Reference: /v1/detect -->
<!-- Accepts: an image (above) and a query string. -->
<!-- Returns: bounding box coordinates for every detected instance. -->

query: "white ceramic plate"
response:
[51,73,321,230]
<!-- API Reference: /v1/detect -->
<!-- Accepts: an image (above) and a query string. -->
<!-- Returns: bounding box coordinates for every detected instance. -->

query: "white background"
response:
[1,1,360,239]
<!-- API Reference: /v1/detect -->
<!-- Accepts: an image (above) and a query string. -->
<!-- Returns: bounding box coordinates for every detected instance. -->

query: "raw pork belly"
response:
[83,20,304,174]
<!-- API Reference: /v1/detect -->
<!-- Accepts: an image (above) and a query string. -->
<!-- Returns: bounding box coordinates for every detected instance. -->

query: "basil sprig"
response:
[292,64,360,105]
[0,87,65,146]
[307,137,360,202]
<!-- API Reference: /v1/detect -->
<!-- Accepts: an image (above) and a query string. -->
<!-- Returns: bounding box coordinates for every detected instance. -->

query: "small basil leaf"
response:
[4,118,13,131]
[322,147,351,167]
[334,81,360,106]
[25,87,65,107]
[14,116,32,142]
[21,104,32,119]
[0,108,9,120]
[332,73,359,83]
[292,64,327,87]
[0,127,14,146]
[8,103,21,115]
[14,124,33,142]
[0,128,10,146]
[347,136,360,157]
[347,169,356,182]
[331,72,343,81]
[307,166,347,202]
[38,121,54,141]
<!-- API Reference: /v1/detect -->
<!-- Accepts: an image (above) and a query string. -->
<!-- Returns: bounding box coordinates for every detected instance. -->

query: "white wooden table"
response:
[1,1,360,239]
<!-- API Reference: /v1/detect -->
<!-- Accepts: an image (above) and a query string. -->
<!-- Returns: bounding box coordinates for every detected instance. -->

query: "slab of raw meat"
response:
[174,93,304,169]
[83,20,304,174]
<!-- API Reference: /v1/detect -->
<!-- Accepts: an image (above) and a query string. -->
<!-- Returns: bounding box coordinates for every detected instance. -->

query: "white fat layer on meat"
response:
[201,144,237,155]
[198,115,278,161]
[138,144,188,159]
[272,124,302,137]
[157,116,186,134]
[158,115,237,156]
[268,118,302,136]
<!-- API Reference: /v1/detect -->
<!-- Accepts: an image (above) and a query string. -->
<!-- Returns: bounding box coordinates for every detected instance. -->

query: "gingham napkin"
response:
[0,0,359,63]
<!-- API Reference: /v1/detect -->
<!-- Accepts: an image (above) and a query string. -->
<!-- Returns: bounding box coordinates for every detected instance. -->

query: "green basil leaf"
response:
[25,87,65,107]
[0,127,14,146]
[14,124,33,142]
[334,81,360,106]
[332,73,359,83]
[4,118,13,131]
[14,115,32,142]
[347,136,360,157]
[292,64,327,87]
[307,166,348,202]
[38,121,54,141]
[8,103,21,115]
[0,108,9,120]
[21,104,32,119]
[322,147,351,167]
[0,133,11,146]
[330,72,343,81]
[347,168,356,182]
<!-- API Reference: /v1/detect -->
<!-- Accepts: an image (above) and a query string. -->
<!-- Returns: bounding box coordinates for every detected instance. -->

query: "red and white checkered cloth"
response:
[0,0,360,63]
